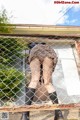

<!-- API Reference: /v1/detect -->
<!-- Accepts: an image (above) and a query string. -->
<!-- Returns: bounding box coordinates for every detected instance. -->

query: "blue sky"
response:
[0,0,80,26]
[62,6,80,26]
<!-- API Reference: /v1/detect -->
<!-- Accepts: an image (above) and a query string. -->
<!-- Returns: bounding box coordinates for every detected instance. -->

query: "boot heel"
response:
[54,110,64,120]
[49,92,64,120]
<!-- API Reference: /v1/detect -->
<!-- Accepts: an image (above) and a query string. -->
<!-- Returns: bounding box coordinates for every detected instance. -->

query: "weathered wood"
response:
[0,104,80,113]
[0,33,80,38]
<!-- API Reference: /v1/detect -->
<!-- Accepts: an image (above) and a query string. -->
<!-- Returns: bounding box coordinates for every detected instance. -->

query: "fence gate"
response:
[0,36,80,120]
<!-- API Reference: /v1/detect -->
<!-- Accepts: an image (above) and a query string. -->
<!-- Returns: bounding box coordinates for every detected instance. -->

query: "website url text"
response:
[54,1,80,4]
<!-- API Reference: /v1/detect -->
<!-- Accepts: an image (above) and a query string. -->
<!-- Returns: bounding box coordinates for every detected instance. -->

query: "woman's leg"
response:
[43,57,64,120]
[43,57,55,93]
[28,58,40,88]
[23,58,40,120]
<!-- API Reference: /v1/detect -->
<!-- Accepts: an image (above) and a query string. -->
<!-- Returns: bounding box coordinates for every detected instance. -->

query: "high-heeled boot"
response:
[49,92,64,120]
[22,87,35,120]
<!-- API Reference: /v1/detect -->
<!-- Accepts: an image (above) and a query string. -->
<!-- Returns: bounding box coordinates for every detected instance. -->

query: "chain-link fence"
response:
[0,36,80,119]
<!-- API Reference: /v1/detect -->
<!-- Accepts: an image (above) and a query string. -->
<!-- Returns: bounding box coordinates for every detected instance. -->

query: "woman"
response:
[23,42,64,120]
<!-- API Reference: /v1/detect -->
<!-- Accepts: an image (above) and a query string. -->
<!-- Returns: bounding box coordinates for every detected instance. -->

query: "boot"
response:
[49,92,64,120]
[22,87,35,120]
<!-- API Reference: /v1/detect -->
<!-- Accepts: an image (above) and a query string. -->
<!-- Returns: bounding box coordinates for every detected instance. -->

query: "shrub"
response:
[0,37,23,65]
[0,8,14,33]
[0,64,24,99]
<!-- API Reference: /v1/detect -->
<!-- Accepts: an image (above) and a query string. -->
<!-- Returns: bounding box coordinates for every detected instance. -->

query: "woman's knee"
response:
[43,75,52,85]
[45,83,55,93]
[28,80,38,88]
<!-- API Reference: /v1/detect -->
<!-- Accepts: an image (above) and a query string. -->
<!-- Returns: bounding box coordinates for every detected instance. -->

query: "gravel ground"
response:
[8,109,80,120]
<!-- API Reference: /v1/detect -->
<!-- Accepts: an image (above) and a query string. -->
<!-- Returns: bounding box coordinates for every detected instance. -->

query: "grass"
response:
[13,26,80,36]
[0,25,80,37]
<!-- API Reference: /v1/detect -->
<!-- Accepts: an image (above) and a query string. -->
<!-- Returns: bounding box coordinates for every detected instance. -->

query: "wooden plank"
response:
[0,33,80,38]
[0,104,80,113]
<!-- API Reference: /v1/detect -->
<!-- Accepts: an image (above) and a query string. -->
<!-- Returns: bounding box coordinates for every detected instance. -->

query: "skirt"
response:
[29,44,58,69]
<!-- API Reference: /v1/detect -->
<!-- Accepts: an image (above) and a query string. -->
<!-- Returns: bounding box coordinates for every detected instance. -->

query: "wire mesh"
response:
[0,36,80,119]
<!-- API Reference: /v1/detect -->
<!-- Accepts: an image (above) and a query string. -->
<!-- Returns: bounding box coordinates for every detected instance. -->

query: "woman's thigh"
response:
[28,58,40,88]
[43,57,56,93]
[43,57,53,85]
